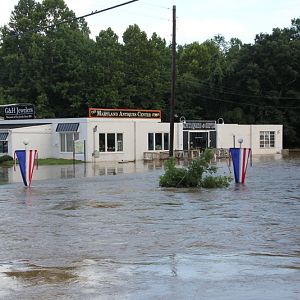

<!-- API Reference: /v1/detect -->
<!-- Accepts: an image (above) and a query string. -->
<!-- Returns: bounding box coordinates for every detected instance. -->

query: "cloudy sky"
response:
[1,0,299,44]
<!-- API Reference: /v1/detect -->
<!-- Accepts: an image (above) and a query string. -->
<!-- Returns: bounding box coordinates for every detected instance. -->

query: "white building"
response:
[0,107,283,162]
[181,119,282,155]
[215,123,283,155]
[0,108,183,162]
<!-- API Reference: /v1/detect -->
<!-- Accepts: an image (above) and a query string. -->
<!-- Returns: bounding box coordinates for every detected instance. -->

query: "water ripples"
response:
[0,155,299,299]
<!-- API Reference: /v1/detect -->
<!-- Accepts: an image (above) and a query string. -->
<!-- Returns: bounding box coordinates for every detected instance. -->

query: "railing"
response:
[214,148,229,159]
[174,149,201,159]
[144,149,202,161]
[144,149,230,161]
[143,151,169,161]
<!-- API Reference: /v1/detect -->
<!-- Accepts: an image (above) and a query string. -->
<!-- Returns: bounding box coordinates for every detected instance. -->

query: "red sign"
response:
[89,108,161,119]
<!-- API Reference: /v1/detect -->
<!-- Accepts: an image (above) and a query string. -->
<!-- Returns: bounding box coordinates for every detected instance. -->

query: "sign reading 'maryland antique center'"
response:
[89,108,161,119]
[3,104,35,120]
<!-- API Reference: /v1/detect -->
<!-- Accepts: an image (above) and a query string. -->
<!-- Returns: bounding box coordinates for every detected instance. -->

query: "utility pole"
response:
[169,5,176,157]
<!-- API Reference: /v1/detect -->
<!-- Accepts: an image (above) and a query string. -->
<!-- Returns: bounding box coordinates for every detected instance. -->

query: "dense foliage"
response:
[159,149,232,188]
[1,0,300,147]
[0,155,13,164]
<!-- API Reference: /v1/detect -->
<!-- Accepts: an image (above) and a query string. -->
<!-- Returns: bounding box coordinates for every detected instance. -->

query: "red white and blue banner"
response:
[14,150,38,187]
[229,148,252,184]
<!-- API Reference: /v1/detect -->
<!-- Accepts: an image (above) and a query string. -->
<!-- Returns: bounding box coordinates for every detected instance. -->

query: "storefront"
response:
[0,108,184,162]
[0,106,283,161]
[182,120,216,150]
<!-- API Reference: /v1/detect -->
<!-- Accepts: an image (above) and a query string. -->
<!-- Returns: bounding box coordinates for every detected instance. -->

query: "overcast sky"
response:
[1,0,299,44]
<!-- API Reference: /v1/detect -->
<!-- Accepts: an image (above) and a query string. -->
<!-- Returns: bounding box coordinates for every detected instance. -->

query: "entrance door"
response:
[189,132,208,149]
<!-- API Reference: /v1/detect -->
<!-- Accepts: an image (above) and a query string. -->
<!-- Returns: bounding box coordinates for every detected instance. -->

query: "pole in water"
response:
[169,5,176,157]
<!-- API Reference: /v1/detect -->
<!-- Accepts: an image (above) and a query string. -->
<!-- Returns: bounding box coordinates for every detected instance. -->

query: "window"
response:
[99,134,105,152]
[99,133,123,152]
[148,132,169,151]
[107,133,115,152]
[0,132,8,153]
[0,141,8,153]
[117,133,123,151]
[260,131,275,148]
[155,133,162,150]
[164,133,169,150]
[60,132,79,152]
[148,133,154,150]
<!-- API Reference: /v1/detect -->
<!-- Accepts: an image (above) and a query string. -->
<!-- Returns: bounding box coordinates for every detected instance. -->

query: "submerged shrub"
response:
[159,149,232,188]
[201,175,232,188]
[0,155,13,164]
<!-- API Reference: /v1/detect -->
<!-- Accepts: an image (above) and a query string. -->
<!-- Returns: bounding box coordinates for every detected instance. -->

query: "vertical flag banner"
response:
[14,150,38,187]
[229,148,252,184]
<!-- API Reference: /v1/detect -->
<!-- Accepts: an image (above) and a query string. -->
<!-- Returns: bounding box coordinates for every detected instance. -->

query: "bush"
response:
[201,175,232,188]
[0,155,13,164]
[159,149,232,188]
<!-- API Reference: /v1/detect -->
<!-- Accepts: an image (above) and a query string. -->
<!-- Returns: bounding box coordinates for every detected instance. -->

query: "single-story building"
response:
[0,107,283,162]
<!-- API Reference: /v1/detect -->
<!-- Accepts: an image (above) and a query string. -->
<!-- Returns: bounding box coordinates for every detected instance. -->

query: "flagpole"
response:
[169,5,176,157]
[23,140,29,187]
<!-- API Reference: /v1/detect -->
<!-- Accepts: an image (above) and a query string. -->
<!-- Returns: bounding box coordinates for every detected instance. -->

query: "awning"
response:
[0,132,9,141]
[56,123,79,132]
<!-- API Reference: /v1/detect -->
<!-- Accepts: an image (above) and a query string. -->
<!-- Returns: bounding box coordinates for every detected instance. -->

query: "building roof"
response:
[0,123,50,129]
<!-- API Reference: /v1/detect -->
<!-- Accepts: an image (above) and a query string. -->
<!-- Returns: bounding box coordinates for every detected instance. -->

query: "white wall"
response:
[51,119,89,161]
[9,125,52,158]
[84,119,183,162]
[135,121,183,161]
[216,124,283,154]
[251,125,283,154]
[87,119,135,162]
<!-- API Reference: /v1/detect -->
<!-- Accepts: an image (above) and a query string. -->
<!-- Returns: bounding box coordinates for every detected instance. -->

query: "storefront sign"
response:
[183,120,216,130]
[89,108,161,119]
[4,104,35,120]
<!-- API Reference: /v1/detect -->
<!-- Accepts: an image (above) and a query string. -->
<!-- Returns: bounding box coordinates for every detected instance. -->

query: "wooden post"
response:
[169,5,176,157]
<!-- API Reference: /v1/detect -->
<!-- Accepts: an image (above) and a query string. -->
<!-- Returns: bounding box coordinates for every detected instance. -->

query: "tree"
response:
[0,0,92,117]
[87,28,125,108]
[121,25,170,110]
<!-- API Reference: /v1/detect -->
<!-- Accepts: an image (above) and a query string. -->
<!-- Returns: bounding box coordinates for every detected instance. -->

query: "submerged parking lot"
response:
[0,155,299,299]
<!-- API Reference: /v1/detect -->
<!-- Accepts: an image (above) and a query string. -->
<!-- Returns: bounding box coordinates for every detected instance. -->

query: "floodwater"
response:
[0,155,299,300]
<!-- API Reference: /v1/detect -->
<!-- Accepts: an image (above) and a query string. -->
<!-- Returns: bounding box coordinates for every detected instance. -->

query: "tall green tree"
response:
[0,0,92,117]
[122,24,170,110]
[87,28,125,108]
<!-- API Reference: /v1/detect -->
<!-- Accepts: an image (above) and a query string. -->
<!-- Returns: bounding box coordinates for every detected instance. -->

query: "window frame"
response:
[0,141,8,154]
[148,132,169,151]
[98,133,124,153]
[259,131,275,148]
[60,132,79,153]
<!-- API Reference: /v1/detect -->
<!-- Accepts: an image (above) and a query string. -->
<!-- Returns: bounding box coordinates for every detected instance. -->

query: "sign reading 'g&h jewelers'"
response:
[3,104,35,120]
[89,108,161,120]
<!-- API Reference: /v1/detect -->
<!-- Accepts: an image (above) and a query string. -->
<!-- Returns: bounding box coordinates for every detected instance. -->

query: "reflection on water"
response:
[0,154,299,299]
[0,167,9,184]
[0,160,164,185]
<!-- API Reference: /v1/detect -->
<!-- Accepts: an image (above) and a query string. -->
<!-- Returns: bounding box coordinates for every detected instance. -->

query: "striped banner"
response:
[229,148,252,184]
[14,150,38,187]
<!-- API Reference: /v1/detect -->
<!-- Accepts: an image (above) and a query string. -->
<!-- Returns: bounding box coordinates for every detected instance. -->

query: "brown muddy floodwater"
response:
[0,155,299,299]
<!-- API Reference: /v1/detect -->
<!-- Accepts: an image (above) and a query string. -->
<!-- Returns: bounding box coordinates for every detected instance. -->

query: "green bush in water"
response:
[0,155,13,164]
[159,149,232,188]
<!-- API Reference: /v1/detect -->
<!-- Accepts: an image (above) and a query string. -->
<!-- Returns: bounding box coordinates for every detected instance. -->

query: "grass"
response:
[37,158,83,165]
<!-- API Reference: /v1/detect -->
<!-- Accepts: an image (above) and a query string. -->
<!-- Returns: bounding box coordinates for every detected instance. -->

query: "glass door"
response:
[189,132,208,149]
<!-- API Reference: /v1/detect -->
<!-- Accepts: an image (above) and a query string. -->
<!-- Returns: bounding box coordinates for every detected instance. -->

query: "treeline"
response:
[0,0,300,147]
